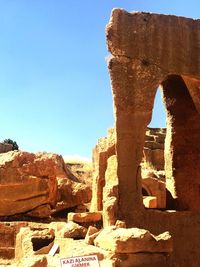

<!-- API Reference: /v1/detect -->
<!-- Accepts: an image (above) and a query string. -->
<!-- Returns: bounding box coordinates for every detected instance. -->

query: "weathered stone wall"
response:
[0,222,27,260]
[162,75,200,211]
[143,128,165,170]
[90,128,115,212]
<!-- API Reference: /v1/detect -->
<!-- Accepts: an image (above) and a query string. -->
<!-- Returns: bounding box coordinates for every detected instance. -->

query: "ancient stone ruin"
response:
[0,9,200,267]
[90,127,166,214]
[0,143,13,153]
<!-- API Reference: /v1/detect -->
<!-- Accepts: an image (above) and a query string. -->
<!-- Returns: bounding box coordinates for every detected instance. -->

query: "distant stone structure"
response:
[0,143,13,153]
[143,128,165,170]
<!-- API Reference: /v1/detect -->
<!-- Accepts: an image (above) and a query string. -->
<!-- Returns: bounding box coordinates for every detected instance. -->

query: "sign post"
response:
[60,255,100,267]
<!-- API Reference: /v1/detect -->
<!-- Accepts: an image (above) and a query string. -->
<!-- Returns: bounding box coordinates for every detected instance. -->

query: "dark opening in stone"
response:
[31,236,55,251]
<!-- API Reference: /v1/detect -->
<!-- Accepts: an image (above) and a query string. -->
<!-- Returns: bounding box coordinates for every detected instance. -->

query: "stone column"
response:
[108,56,165,225]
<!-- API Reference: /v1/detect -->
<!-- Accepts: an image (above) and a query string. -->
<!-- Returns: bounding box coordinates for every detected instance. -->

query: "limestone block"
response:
[34,241,54,255]
[15,227,34,260]
[104,155,118,186]
[115,220,126,228]
[0,151,59,216]
[144,141,164,150]
[145,135,155,141]
[0,222,27,260]
[99,259,116,267]
[68,212,102,223]
[15,227,55,261]
[57,221,87,239]
[55,178,92,212]
[106,9,200,74]
[109,253,171,267]
[85,226,100,245]
[143,196,157,208]
[55,238,109,260]
[142,177,166,209]
[94,226,173,253]
[155,134,165,143]
[103,196,118,227]
[0,226,15,247]
[49,222,67,235]
[18,255,48,267]
[0,151,91,217]
[26,205,51,218]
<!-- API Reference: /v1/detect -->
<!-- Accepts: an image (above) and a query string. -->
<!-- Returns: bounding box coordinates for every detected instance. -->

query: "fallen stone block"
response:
[68,212,102,224]
[85,226,100,245]
[57,221,87,239]
[94,226,173,254]
[143,196,157,208]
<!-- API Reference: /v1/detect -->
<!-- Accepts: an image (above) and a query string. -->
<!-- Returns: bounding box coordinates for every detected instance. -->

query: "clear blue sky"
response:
[0,0,199,158]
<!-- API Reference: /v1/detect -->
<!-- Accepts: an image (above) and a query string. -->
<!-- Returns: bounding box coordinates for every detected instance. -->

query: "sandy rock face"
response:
[0,151,91,217]
[55,177,91,213]
[0,151,59,216]
[66,161,93,187]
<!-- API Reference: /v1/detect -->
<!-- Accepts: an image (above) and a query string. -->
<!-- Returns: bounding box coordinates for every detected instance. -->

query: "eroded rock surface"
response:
[66,161,93,187]
[0,151,58,216]
[0,151,91,217]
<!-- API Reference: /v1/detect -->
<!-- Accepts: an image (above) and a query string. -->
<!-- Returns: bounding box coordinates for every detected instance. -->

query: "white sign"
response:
[49,243,59,256]
[60,255,100,267]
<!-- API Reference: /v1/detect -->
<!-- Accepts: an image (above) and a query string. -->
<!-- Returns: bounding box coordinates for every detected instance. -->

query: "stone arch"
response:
[106,9,200,226]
